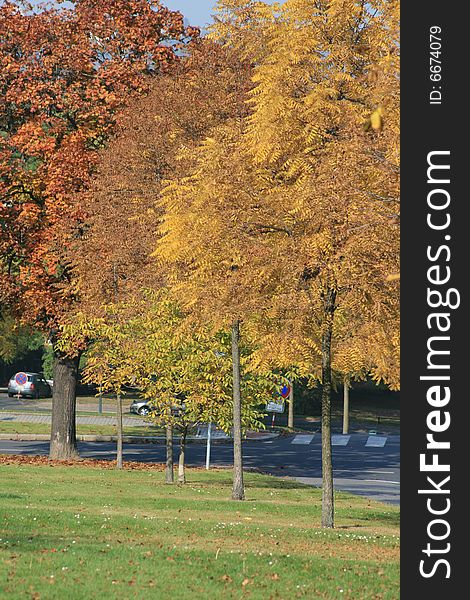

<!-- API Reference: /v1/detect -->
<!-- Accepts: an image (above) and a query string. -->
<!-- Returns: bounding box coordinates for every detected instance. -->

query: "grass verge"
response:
[0,457,399,599]
[0,421,161,437]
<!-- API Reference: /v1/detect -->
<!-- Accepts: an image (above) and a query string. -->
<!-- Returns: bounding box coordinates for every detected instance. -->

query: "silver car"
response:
[129,399,153,416]
[129,399,186,417]
[8,372,52,399]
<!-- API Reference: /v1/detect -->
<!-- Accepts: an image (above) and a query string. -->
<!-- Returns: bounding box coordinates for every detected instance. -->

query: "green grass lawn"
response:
[0,459,399,599]
[0,421,162,438]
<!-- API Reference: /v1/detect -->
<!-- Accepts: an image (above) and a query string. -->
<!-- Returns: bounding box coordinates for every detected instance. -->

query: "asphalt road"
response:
[0,433,400,505]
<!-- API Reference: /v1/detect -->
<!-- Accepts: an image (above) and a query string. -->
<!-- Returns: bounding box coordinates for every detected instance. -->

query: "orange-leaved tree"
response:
[0,0,198,459]
[72,40,252,311]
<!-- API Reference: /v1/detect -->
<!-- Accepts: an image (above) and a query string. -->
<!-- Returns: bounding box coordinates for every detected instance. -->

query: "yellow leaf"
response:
[370,107,383,131]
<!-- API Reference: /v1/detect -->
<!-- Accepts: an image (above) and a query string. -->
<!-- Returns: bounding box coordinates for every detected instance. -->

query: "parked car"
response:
[130,399,154,416]
[8,372,52,399]
[130,398,187,417]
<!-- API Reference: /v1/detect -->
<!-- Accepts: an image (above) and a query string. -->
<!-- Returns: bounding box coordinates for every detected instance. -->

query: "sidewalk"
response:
[0,411,144,427]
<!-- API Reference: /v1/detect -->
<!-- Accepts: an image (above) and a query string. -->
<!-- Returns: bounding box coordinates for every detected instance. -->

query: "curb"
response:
[0,433,226,444]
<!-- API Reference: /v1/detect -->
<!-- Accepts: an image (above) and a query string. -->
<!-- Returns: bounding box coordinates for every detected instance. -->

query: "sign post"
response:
[205,421,212,470]
[266,383,290,427]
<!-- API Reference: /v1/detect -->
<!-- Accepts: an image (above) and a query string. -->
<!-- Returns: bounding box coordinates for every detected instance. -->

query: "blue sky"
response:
[164,0,216,27]
[26,1,218,27]
[26,1,275,28]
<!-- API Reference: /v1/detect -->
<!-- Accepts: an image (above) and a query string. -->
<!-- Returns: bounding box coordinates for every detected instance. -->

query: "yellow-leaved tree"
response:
[59,291,274,480]
[114,292,272,485]
[157,0,399,525]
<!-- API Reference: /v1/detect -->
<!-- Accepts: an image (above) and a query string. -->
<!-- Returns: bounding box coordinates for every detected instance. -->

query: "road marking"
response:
[363,479,400,485]
[291,434,314,445]
[332,435,350,446]
[334,470,395,475]
[365,436,388,447]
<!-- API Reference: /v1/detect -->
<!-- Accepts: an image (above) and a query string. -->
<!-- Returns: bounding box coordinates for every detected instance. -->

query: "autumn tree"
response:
[72,40,252,310]
[129,293,269,485]
[156,122,264,500]
[213,0,399,527]
[59,304,143,469]
[58,303,154,471]
[60,291,269,480]
[0,0,197,459]
[70,39,254,491]
[157,0,399,524]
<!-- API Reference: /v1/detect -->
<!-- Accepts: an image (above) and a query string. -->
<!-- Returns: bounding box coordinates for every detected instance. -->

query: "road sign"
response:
[15,372,27,386]
[280,385,291,399]
[266,400,285,413]
[196,425,229,439]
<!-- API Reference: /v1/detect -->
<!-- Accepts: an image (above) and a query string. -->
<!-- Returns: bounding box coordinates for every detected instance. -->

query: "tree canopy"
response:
[155,0,399,525]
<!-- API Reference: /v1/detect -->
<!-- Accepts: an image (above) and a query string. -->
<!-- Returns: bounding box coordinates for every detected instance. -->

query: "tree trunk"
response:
[231,319,245,501]
[116,392,123,469]
[288,381,294,429]
[321,288,336,529]
[165,424,174,484]
[49,350,80,460]
[178,425,187,484]
[342,377,350,435]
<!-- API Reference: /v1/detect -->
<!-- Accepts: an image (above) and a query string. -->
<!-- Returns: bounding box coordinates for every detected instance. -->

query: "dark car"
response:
[8,372,52,399]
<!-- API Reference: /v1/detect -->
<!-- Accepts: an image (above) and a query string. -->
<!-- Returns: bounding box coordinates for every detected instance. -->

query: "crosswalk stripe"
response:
[365,436,388,447]
[289,434,390,447]
[332,434,350,446]
[291,434,314,445]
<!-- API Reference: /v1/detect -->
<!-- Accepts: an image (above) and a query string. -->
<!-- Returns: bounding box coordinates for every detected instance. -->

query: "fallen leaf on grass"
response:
[221,575,233,583]
[0,454,165,471]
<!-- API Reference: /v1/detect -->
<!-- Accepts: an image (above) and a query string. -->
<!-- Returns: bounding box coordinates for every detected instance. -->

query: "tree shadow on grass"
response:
[336,511,400,528]
[0,492,23,499]
[187,474,315,491]
[246,476,314,490]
